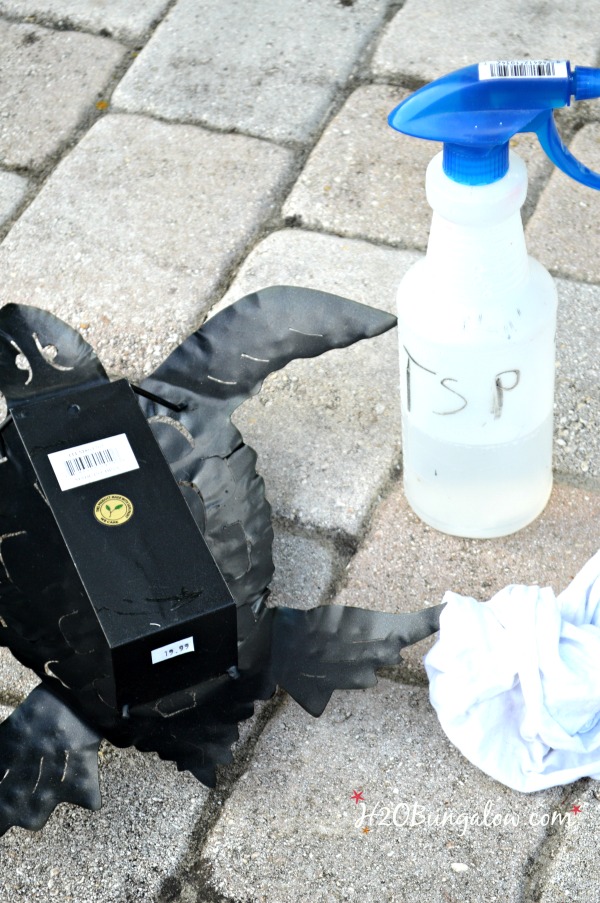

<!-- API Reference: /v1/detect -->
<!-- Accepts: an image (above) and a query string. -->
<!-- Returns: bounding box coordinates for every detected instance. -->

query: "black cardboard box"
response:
[12,379,237,708]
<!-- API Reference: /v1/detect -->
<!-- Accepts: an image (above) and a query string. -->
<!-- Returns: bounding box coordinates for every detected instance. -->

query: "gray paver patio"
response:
[283,85,435,249]
[0,647,38,705]
[220,229,406,539]
[0,171,27,226]
[526,123,600,283]
[335,481,600,677]
[0,0,171,44]
[112,0,390,144]
[0,113,294,379]
[284,86,556,249]
[0,19,125,170]
[270,528,338,611]
[372,0,599,85]
[201,680,566,903]
[0,742,209,903]
[555,276,600,478]
[536,781,600,903]
[1,1,600,900]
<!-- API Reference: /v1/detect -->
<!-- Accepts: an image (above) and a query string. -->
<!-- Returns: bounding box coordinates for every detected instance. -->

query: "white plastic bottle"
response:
[396,151,556,538]
[389,59,600,538]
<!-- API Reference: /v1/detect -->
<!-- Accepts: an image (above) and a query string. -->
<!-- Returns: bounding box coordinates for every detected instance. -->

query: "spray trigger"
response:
[389,60,600,188]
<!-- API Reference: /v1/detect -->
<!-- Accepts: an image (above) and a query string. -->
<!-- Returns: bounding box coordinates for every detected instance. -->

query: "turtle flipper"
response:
[139,287,397,606]
[0,685,102,836]
[131,681,255,789]
[127,604,278,787]
[140,285,397,460]
[269,605,445,717]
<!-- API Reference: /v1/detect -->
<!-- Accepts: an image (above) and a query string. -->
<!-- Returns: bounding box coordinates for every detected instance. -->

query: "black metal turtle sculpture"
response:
[0,287,442,835]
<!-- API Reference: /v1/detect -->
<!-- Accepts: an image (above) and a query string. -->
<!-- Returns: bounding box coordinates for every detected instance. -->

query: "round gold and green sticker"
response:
[94,494,134,526]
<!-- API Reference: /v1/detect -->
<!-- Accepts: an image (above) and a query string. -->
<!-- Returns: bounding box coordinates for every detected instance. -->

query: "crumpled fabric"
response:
[425,549,600,792]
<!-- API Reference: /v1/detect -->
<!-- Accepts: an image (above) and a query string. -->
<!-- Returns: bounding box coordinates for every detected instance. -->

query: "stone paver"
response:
[270,528,337,611]
[0,0,171,44]
[284,85,434,249]
[218,229,407,539]
[0,647,38,705]
[0,742,209,903]
[201,681,564,903]
[555,276,600,479]
[0,171,28,226]
[284,86,555,249]
[336,482,600,678]
[0,114,294,379]
[0,19,126,170]
[112,0,390,144]
[535,782,600,903]
[372,0,599,84]
[527,123,600,283]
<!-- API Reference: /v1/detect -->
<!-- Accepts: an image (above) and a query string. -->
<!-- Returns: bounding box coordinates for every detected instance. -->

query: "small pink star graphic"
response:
[351,790,365,804]
[570,804,583,815]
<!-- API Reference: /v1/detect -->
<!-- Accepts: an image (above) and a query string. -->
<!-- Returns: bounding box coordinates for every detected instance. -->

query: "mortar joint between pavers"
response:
[0,46,142,245]
[522,777,592,902]
[552,468,600,493]
[369,70,429,92]
[156,690,289,902]
[0,0,178,49]
[268,514,353,603]
[316,457,404,604]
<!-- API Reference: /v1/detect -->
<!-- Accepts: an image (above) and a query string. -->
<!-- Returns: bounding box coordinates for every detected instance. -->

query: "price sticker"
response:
[151,636,195,665]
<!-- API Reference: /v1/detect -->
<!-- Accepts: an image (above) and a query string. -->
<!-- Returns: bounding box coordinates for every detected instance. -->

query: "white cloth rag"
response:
[425,549,600,792]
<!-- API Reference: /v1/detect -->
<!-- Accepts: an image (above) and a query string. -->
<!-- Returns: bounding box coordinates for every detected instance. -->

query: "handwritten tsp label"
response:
[403,346,520,420]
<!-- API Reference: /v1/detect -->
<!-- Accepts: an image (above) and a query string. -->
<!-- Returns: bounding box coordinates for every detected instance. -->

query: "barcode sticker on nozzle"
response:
[49,433,139,490]
[479,60,568,80]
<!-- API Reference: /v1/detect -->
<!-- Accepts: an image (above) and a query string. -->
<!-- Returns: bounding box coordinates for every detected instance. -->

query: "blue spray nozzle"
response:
[573,66,600,100]
[388,60,600,187]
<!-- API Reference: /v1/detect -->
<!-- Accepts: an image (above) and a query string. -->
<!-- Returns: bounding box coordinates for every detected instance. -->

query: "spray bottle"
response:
[388,60,600,538]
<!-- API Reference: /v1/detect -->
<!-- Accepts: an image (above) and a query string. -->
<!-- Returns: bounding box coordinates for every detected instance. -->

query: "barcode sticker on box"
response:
[48,433,139,490]
[151,636,195,665]
[479,60,568,80]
